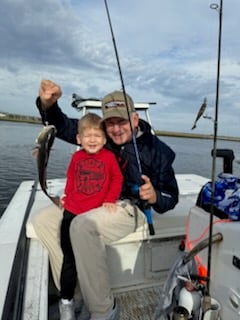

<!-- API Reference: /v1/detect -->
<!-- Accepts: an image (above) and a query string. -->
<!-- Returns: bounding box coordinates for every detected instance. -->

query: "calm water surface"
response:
[1,121,240,216]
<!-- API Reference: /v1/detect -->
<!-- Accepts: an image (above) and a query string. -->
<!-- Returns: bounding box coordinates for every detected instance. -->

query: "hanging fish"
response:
[191,97,207,130]
[32,125,60,206]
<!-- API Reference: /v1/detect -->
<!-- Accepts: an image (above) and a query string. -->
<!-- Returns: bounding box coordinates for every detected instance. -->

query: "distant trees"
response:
[0,112,41,124]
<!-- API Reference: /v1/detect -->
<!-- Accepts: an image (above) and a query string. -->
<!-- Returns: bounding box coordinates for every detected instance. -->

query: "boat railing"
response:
[71,93,156,128]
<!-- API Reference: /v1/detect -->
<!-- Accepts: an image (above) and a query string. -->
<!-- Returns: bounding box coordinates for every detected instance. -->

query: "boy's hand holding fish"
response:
[39,79,62,110]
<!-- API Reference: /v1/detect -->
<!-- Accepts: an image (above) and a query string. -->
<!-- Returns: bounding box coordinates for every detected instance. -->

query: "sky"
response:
[0,0,240,136]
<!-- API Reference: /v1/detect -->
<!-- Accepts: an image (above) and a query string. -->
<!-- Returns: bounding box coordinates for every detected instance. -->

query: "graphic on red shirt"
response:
[63,148,123,215]
[76,158,106,195]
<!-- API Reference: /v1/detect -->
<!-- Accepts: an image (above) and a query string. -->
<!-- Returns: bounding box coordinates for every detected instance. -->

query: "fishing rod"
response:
[104,0,155,235]
[205,0,223,300]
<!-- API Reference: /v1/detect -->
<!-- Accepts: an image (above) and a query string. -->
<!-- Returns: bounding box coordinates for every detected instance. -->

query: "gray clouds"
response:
[0,0,240,136]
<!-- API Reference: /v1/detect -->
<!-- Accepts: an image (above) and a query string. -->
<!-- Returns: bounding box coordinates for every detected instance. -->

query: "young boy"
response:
[59,113,123,320]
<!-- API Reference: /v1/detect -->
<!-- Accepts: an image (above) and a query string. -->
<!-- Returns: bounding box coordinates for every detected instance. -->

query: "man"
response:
[32,80,179,320]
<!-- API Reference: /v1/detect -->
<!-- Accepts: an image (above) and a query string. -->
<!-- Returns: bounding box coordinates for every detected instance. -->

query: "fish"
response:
[191,97,207,130]
[32,125,60,206]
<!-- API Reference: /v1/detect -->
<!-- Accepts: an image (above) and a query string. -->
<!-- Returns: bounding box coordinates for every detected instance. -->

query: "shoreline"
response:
[0,113,41,125]
[155,130,240,142]
[1,113,240,142]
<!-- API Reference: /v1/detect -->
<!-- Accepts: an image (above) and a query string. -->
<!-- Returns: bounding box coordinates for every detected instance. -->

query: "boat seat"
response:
[26,174,209,242]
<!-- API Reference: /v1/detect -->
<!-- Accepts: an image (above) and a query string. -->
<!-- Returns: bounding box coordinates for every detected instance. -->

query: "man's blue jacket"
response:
[37,98,179,214]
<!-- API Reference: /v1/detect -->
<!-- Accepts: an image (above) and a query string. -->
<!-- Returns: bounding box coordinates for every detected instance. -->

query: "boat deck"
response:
[116,287,162,320]
[48,283,163,320]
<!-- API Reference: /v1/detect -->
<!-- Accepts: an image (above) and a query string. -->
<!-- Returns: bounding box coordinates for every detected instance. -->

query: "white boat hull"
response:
[0,174,209,319]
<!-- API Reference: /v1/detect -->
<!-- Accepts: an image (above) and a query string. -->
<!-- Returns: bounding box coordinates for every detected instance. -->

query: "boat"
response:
[2,1,240,318]
[1,94,240,320]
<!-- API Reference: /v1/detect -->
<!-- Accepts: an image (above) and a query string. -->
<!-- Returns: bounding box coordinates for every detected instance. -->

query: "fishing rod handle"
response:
[132,184,155,235]
[143,201,155,235]
[148,223,155,236]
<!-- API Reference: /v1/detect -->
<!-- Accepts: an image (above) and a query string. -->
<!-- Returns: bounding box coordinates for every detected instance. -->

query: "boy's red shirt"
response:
[63,148,123,215]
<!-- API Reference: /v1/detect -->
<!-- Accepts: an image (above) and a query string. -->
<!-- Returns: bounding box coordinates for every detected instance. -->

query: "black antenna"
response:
[207,0,223,295]
[104,0,155,235]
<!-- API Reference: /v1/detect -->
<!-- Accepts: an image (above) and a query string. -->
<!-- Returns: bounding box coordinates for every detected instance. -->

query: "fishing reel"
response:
[131,184,155,235]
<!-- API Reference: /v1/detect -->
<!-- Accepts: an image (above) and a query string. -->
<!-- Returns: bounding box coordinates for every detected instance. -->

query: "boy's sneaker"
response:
[59,300,75,320]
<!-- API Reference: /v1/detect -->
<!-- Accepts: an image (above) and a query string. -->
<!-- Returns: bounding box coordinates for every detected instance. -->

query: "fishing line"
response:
[104,0,155,235]
[104,0,141,172]
[206,0,223,298]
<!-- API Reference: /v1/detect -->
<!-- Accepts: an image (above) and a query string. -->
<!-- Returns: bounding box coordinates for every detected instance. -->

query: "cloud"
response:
[0,0,240,136]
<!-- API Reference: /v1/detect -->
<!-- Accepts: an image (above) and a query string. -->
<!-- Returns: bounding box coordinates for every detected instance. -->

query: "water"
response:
[1,121,240,217]
[0,121,74,216]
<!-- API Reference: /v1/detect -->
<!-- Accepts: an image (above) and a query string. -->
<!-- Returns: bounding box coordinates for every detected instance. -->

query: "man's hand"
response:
[39,79,62,110]
[139,175,157,204]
